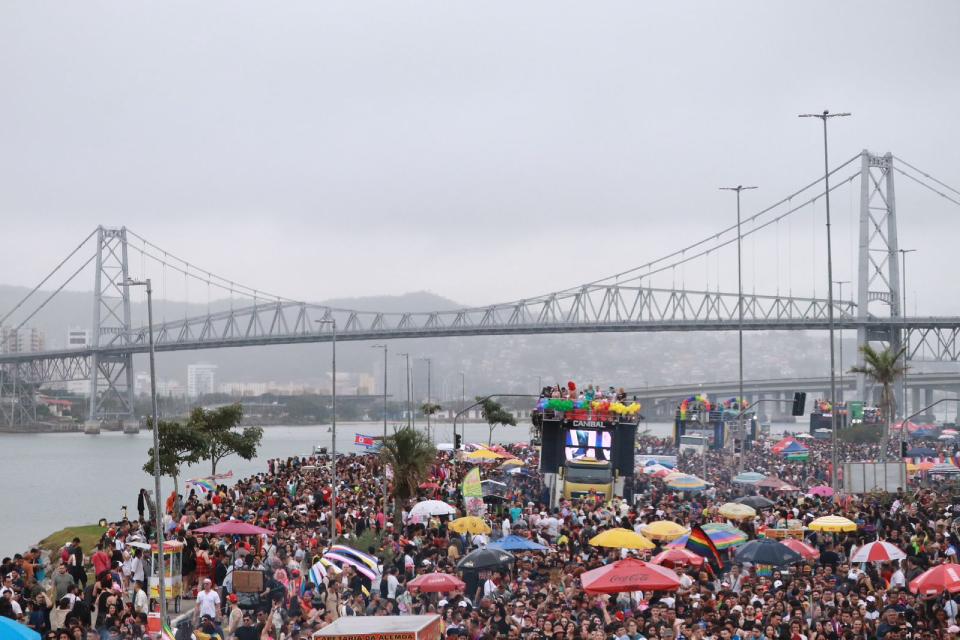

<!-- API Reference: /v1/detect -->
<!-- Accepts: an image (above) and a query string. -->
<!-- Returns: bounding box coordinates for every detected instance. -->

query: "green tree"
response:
[189,404,264,475]
[143,420,207,512]
[849,345,907,460]
[379,425,437,524]
[477,396,517,444]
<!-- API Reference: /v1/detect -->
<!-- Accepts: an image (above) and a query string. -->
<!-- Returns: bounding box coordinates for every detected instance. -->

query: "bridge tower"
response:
[855,151,904,414]
[87,226,136,428]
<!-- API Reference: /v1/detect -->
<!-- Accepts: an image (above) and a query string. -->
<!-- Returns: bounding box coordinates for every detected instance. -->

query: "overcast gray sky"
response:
[1,1,958,312]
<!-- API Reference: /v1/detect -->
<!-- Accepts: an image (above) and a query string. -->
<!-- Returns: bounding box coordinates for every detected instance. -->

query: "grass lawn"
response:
[39,524,106,556]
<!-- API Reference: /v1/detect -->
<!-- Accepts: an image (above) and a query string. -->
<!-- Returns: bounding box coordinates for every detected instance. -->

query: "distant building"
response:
[218,381,269,397]
[66,327,89,349]
[187,363,217,397]
[0,326,46,353]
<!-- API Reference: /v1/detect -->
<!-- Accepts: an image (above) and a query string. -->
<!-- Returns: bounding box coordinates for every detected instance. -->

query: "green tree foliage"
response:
[477,396,517,444]
[420,402,442,418]
[379,425,437,523]
[189,404,264,474]
[143,420,206,506]
[849,345,907,460]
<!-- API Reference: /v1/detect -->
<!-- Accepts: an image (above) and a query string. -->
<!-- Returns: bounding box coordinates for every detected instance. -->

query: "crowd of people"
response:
[4,421,960,640]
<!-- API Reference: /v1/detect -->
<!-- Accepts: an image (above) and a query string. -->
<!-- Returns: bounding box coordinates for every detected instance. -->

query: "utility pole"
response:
[372,344,388,512]
[899,248,916,450]
[720,184,757,472]
[459,371,465,446]
[800,109,851,486]
[833,280,850,408]
[418,358,433,441]
[317,319,337,541]
[399,352,412,428]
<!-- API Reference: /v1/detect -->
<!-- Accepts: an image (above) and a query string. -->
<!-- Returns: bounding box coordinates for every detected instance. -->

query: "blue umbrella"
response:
[907,447,937,457]
[0,617,41,640]
[489,535,548,552]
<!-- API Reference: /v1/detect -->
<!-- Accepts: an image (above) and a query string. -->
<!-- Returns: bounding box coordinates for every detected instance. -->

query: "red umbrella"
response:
[650,548,705,568]
[909,564,960,595]
[194,521,275,536]
[407,572,466,593]
[580,558,681,594]
[419,482,440,489]
[780,539,820,560]
[850,541,906,563]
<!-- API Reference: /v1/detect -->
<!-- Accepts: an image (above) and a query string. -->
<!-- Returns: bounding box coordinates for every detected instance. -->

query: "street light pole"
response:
[418,358,433,441]
[720,184,757,472]
[833,280,850,408]
[899,248,916,450]
[399,353,412,428]
[317,319,337,541]
[800,109,851,487]
[372,344,388,513]
[459,371,465,446]
[125,278,165,621]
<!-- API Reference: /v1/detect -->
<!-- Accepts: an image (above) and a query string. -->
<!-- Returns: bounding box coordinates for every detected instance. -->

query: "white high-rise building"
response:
[187,363,217,398]
[0,326,45,353]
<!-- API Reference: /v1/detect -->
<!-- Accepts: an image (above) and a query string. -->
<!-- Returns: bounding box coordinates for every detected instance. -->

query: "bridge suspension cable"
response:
[891,157,960,208]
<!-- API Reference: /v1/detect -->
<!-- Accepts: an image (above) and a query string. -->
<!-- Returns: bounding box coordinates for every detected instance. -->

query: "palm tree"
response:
[849,344,907,460]
[379,425,437,524]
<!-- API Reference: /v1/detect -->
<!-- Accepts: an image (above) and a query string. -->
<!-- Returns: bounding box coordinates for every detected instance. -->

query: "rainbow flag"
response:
[685,524,723,571]
[162,622,177,640]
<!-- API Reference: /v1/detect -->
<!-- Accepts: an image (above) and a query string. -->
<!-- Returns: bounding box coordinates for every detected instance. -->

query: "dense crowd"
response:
[4,425,960,640]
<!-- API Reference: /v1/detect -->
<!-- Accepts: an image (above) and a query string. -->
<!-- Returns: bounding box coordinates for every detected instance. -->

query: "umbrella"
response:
[735,495,775,510]
[408,500,457,520]
[850,540,907,563]
[580,558,681,594]
[449,516,491,535]
[407,572,466,593]
[645,459,675,468]
[907,447,937,457]
[780,539,820,560]
[665,474,708,492]
[776,483,801,493]
[734,539,803,566]
[650,548,705,568]
[944,429,959,435]
[194,521,275,536]
[718,503,757,520]
[808,485,834,497]
[940,434,957,441]
[465,449,505,461]
[419,481,440,489]
[499,458,524,469]
[642,521,690,542]
[909,563,960,595]
[644,464,668,475]
[928,463,960,475]
[808,515,857,532]
[667,523,748,550]
[489,535,548,552]
[795,432,814,439]
[0,617,40,640]
[589,528,656,550]
[756,476,787,489]
[732,472,766,484]
[457,548,515,571]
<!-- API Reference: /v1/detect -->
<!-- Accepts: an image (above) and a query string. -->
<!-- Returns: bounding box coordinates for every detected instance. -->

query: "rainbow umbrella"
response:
[667,522,748,550]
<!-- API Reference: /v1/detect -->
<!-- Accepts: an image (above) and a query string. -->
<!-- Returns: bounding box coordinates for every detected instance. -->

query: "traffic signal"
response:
[454,433,462,450]
[791,392,807,417]
[901,441,908,458]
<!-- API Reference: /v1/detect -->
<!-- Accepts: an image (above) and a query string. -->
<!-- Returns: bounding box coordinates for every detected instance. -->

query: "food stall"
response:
[314,614,442,640]
[149,540,185,612]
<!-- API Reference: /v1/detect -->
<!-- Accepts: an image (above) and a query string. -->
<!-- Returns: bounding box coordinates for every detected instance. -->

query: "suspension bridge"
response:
[1,149,960,428]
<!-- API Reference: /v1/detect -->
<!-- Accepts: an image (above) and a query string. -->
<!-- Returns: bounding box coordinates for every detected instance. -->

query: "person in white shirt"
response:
[132,581,150,615]
[196,578,221,620]
[890,561,906,589]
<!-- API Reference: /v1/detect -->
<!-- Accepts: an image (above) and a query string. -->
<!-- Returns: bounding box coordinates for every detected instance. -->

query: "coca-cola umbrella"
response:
[456,548,515,571]
[194,521,275,536]
[407,572,466,593]
[780,539,820,560]
[909,563,960,595]
[580,558,682,594]
[850,540,907,563]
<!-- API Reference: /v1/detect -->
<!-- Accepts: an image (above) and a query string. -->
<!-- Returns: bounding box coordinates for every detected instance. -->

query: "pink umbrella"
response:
[850,540,907,563]
[808,485,834,497]
[407,572,466,593]
[194,521,275,536]
[780,539,819,560]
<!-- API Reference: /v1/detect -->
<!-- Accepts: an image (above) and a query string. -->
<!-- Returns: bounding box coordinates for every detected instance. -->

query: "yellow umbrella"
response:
[589,528,656,550]
[906,462,919,474]
[500,458,524,469]
[449,516,492,535]
[808,515,857,532]
[465,449,503,461]
[641,520,690,541]
[718,502,757,520]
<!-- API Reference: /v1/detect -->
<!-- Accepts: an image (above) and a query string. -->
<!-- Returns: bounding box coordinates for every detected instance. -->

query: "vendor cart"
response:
[149,540,185,612]
[314,614,442,640]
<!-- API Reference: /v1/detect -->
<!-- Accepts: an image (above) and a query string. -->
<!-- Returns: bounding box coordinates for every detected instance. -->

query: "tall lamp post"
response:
[398,352,412,428]
[833,280,850,406]
[720,184,757,472]
[899,248,916,445]
[800,109,851,490]
[372,344,388,512]
[316,319,337,541]
[125,278,165,621]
